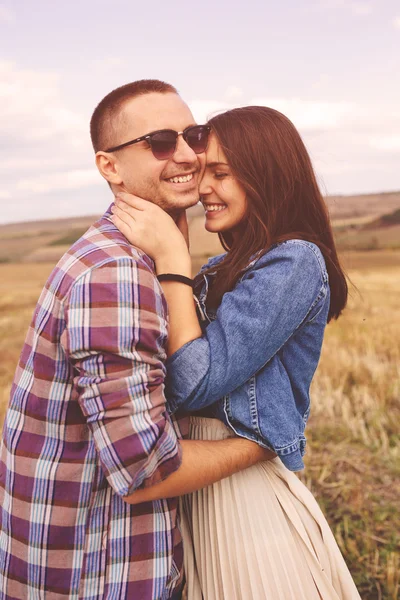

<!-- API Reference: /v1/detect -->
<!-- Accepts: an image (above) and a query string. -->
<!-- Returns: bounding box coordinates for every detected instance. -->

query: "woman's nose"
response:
[199,176,212,196]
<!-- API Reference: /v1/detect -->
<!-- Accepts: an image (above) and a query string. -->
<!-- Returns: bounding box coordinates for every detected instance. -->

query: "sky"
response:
[0,0,399,224]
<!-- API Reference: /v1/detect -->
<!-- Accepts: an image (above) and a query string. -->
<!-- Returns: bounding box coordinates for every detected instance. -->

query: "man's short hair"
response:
[90,79,178,153]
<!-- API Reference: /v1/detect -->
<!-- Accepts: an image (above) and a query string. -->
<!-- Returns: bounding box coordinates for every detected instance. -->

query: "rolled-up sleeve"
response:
[166,243,326,413]
[63,257,182,497]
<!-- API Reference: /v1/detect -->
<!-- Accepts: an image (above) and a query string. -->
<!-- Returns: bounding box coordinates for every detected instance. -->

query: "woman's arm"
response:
[166,243,327,413]
[154,255,203,357]
[111,196,206,356]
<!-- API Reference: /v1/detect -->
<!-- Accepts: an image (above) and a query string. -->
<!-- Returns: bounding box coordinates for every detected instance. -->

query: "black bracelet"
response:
[157,273,194,288]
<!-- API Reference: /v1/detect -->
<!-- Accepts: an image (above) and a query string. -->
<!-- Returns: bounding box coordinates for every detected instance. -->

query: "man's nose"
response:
[172,134,198,163]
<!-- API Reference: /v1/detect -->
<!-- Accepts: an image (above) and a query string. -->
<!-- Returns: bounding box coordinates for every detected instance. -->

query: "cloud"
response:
[190,96,356,132]
[91,57,125,71]
[0,4,15,23]
[225,86,243,100]
[0,157,70,171]
[311,0,373,15]
[16,169,100,195]
[250,98,354,131]
[0,61,87,145]
[369,135,400,152]
[189,100,231,123]
[0,190,12,200]
[349,1,373,15]
[191,95,400,143]
[0,61,98,211]
[0,185,111,225]
[393,16,400,29]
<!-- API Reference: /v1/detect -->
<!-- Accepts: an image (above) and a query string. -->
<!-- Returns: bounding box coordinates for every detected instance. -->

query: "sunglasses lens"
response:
[150,131,177,159]
[185,126,210,154]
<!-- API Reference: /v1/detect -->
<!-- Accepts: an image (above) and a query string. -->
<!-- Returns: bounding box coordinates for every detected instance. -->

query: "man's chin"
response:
[164,193,200,211]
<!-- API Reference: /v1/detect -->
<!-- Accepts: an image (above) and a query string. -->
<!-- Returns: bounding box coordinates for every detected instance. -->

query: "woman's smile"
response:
[203,202,228,216]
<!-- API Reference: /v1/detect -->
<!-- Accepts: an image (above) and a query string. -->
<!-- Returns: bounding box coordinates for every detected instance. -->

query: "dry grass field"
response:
[1,193,399,598]
[306,253,400,599]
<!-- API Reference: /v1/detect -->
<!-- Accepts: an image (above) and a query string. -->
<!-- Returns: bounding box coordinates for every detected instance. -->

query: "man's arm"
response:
[64,256,273,501]
[124,438,275,504]
[63,256,183,496]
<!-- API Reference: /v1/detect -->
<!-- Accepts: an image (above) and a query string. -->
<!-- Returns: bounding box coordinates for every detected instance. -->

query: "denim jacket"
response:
[166,240,330,471]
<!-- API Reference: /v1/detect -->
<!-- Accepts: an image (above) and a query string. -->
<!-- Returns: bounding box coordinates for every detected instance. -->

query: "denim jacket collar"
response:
[195,249,269,310]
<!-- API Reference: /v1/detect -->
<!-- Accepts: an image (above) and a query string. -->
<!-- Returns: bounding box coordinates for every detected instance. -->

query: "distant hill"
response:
[325,191,400,221]
[1,191,400,263]
[332,206,400,251]
[363,208,400,229]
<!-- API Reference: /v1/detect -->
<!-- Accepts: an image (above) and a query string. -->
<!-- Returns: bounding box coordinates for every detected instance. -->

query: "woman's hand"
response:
[111,192,191,275]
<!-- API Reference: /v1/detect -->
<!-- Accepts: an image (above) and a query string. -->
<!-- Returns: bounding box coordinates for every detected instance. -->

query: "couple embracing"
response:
[0,80,361,599]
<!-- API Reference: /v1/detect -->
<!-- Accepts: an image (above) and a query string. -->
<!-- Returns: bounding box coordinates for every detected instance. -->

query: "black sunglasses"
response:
[105,124,211,160]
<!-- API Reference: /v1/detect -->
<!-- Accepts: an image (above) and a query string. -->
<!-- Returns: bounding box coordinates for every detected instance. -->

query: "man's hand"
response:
[124,438,276,505]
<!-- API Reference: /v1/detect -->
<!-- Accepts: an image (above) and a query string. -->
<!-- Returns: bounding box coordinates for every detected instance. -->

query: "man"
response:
[0,80,268,599]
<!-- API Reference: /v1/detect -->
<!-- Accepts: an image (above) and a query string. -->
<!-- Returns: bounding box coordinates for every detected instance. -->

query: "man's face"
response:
[100,93,204,213]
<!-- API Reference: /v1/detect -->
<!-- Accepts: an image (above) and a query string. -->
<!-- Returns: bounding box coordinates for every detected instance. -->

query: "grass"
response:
[47,228,90,246]
[381,208,400,225]
[334,225,400,251]
[0,263,55,425]
[1,254,399,599]
[304,260,400,599]
[369,208,400,228]
[332,209,400,251]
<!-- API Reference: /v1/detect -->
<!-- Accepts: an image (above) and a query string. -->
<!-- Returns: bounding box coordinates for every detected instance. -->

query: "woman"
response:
[111,106,361,599]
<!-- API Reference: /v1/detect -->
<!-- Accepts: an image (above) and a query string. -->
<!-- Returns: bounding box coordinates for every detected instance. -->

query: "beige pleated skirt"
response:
[180,416,361,600]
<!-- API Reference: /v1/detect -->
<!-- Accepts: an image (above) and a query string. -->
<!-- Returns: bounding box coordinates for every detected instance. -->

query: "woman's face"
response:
[199,133,247,234]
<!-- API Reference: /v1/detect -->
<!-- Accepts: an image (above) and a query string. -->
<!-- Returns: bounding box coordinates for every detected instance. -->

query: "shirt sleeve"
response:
[166,243,327,413]
[63,257,182,497]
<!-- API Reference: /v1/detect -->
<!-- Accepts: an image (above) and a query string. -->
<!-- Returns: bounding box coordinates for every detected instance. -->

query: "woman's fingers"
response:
[111,206,138,243]
[111,214,134,241]
[114,199,140,219]
[112,204,135,223]
[115,192,148,210]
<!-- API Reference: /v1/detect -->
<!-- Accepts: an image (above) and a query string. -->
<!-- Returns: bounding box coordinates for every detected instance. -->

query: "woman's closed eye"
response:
[214,172,229,180]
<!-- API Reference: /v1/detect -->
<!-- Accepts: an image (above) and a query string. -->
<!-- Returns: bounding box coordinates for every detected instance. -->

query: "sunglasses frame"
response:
[104,124,211,158]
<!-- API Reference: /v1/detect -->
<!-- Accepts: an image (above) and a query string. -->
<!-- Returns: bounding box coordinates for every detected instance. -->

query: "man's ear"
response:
[95,152,123,185]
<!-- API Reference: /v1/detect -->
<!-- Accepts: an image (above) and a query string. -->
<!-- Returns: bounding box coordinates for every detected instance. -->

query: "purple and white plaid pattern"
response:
[0,207,187,599]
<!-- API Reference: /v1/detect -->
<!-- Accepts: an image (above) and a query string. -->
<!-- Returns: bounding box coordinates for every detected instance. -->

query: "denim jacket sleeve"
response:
[166,242,327,413]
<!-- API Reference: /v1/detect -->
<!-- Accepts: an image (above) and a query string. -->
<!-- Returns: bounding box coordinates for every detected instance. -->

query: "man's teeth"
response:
[168,174,194,184]
[204,204,227,212]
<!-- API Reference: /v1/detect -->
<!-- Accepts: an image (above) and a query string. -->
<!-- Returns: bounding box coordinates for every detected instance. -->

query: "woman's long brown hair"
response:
[202,106,347,322]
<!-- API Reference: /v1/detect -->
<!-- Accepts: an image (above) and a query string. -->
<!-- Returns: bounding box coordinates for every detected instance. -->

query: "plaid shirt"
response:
[0,206,187,599]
